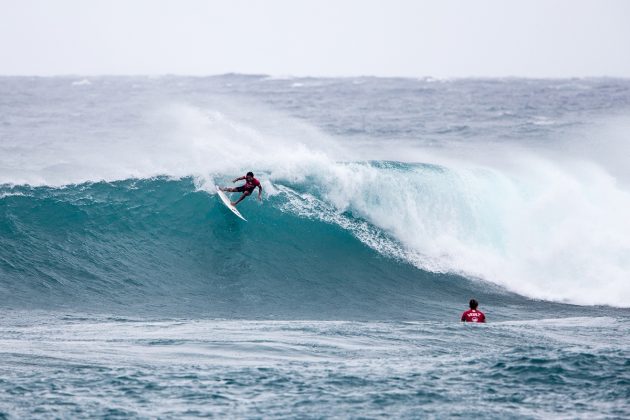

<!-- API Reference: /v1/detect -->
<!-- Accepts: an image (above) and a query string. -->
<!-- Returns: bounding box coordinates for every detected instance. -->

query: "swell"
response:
[2,89,630,308]
[1,168,629,320]
[1,177,502,319]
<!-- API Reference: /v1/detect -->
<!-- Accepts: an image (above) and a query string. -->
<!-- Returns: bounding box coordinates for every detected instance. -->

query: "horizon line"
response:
[1,72,629,81]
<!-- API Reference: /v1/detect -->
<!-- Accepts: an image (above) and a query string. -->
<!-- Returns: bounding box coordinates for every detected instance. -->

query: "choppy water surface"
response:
[1,313,628,418]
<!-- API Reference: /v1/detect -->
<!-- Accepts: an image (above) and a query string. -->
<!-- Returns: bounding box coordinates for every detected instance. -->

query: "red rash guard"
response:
[244,177,260,191]
[461,309,486,323]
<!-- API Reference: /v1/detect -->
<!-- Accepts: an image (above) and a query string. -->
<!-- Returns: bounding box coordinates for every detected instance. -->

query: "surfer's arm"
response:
[257,184,262,200]
[232,176,245,183]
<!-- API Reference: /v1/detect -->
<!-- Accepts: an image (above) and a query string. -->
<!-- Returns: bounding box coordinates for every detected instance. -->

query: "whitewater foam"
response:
[2,83,630,307]
[199,113,630,307]
[191,125,630,308]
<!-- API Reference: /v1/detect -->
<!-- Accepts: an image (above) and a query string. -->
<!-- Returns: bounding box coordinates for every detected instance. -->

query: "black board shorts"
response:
[235,186,254,193]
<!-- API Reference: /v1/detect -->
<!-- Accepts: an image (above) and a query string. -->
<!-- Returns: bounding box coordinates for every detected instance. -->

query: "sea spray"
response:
[2,76,630,307]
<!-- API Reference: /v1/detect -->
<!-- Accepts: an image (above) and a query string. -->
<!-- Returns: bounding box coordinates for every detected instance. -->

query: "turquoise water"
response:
[0,76,629,418]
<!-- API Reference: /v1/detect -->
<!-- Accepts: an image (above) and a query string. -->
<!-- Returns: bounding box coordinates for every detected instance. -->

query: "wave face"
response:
[1,76,630,311]
[0,177,487,318]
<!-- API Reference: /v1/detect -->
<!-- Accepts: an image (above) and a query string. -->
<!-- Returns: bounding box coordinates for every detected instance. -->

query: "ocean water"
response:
[0,75,629,418]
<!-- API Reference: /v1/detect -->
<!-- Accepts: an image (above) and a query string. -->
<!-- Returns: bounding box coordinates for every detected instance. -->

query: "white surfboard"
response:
[217,189,247,221]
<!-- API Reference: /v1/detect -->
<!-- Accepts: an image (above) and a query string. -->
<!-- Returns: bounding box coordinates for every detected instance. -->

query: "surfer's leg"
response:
[231,191,251,206]
[221,187,236,192]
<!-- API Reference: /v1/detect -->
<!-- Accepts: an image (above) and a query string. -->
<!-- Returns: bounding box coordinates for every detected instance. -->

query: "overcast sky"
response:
[1,0,629,77]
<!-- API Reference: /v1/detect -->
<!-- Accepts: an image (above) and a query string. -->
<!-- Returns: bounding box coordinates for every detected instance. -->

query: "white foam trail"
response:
[276,185,414,264]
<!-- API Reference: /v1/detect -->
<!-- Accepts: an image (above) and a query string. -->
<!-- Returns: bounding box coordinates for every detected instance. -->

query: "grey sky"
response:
[1,0,629,77]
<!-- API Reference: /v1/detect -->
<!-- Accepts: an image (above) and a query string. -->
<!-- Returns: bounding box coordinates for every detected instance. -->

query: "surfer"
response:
[461,299,486,323]
[220,172,262,207]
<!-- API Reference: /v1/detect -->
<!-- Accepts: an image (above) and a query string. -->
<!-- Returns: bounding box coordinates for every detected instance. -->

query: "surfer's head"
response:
[246,171,254,179]
[469,299,478,309]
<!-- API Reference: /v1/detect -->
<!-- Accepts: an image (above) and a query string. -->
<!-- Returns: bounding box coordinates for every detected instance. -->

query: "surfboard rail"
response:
[216,189,247,221]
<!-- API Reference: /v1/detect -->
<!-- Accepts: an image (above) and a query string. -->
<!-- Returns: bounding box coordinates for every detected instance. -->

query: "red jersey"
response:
[243,177,260,191]
[461,309,485,323]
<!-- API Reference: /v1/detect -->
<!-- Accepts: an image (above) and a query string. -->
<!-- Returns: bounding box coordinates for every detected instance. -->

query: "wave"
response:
[0,177,487,319]
[1,103,629,308]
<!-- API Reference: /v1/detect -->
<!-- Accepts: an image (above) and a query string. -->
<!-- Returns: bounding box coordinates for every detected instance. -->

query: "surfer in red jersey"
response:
[461,299,486,323]
[220,171,262,207]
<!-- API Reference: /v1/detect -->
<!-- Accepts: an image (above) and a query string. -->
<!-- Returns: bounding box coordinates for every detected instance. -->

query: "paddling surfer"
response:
[220,171,262,207]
